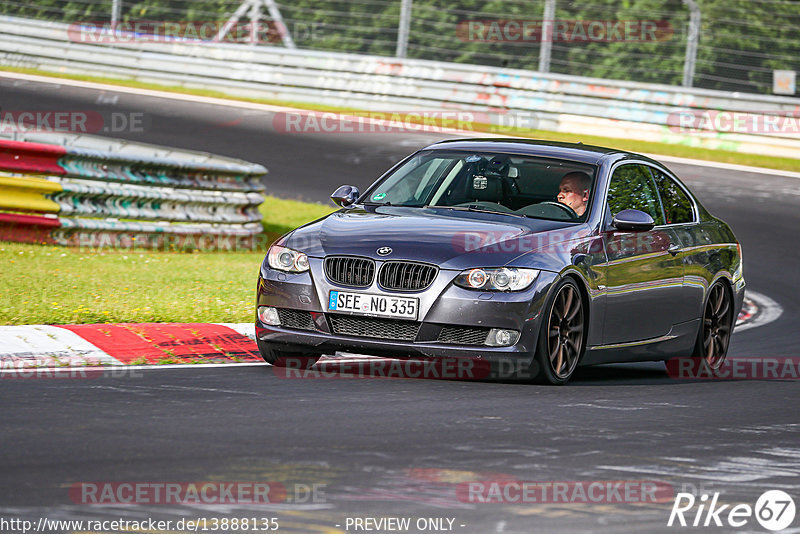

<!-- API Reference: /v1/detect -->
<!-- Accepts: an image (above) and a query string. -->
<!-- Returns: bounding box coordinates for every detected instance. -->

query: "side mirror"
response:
[330,185,360,208]
[612,209,655,232]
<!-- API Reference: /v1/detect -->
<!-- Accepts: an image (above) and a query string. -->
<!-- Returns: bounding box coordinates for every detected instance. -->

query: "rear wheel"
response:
[256,338,319,369]
[692,281,734,369]
[532,278,585,385]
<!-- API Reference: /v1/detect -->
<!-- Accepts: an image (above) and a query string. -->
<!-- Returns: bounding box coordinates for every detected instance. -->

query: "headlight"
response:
[267,244,309,273]
[454,267,539,291]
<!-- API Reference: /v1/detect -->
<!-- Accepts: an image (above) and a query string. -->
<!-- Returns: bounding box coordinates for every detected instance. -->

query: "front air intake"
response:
[324,256,375,288]
[378,261,438,291]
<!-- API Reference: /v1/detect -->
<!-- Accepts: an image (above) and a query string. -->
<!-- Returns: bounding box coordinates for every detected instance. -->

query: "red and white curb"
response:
[0,322,262,369]
[735,291,782,333]
[0,291,782,372]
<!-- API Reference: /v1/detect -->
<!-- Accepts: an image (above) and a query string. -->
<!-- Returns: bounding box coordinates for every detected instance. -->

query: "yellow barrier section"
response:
[0,174,62,213]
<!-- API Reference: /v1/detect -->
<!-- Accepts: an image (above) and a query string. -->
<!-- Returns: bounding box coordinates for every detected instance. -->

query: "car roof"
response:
[422,138,654,166]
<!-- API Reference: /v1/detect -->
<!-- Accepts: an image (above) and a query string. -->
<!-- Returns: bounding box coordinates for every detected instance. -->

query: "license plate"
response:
[328,291,418,320]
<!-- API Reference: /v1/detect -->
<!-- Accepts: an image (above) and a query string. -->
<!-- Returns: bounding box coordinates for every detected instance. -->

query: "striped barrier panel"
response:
[1,16,799,158]
[0,174,61,213]
[0,133,267,249]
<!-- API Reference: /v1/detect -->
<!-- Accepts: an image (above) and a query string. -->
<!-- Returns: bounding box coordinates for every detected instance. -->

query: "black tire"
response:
[256,338,319,369]
[691,281,734,369]
[531,277,586,385]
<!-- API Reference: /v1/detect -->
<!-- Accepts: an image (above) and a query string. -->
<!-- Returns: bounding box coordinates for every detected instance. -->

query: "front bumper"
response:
[255,258,558,362]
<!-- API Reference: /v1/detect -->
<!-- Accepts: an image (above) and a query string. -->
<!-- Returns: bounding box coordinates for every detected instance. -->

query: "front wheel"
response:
[531,277,586,385]
[692,281,734,369]
[256,338,319,369]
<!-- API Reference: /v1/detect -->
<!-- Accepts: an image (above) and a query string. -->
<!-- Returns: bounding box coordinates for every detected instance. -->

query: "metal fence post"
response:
[396,0,413,58]
[538,0,555,73]
[683,0,700,87]
[111,0,121,27]
[264,0,295,49]
[215,0,295,48]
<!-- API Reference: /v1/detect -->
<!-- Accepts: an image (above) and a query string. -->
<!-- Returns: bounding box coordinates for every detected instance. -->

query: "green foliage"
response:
[3,0,796,94]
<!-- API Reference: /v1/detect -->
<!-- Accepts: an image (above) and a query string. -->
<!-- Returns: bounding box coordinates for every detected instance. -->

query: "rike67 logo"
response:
[668,490,795,531]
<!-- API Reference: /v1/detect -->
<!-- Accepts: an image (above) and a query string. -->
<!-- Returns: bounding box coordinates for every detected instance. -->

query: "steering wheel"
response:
[538,201,579,218]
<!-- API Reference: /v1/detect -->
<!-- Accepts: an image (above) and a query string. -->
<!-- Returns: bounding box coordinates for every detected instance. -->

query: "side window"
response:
[652,169,695,224]
[606,164,665,225]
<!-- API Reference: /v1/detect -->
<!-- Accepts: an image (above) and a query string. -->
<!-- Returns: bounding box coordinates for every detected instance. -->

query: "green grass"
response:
[3,65,800,173]
[0,196,335,325]
[259,195,335,239]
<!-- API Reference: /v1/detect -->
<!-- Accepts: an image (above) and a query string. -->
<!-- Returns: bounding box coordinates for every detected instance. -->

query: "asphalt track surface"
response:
[1,74,799,533]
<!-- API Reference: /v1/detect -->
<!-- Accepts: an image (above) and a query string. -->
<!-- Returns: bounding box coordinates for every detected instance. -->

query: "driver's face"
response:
[557,176,589,216]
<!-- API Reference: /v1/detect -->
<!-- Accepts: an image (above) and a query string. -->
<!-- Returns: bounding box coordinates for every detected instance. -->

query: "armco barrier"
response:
[0,133,266,249]
[1,16,800,158]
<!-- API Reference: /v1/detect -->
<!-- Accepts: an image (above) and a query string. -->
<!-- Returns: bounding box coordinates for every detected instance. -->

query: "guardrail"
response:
[0,133,266,250]
[1,15,799,158]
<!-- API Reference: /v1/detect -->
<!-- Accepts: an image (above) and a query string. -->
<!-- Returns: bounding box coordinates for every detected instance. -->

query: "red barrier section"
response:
[0,139,67,175]
[58,323,262,364]
[0,212,60,244]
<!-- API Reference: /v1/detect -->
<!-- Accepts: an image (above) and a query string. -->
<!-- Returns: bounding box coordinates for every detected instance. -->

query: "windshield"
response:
[363,150,598,221]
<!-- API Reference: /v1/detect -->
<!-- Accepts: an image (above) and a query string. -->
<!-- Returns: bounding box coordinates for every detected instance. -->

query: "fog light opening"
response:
[258,306,281,326]
[486,328,520,347]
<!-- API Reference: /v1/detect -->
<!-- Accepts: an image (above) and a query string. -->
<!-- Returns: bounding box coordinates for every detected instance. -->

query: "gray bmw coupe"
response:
[256,139,744,384]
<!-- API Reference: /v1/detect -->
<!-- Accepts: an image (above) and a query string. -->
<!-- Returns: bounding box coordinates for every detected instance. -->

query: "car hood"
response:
[285,206,591,271]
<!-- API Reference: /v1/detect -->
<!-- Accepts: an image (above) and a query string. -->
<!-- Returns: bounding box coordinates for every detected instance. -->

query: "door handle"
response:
[668,244,681,256]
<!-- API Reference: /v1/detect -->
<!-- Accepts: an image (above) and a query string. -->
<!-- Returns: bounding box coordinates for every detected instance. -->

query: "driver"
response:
[557,171,592,216]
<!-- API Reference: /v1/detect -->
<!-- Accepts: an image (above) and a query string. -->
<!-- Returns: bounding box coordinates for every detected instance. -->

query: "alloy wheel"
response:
[546,283,584,379]
[702,283,733,369]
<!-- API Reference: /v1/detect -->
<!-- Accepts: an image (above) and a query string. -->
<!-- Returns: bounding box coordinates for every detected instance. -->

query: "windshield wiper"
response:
[364,202,434,208]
